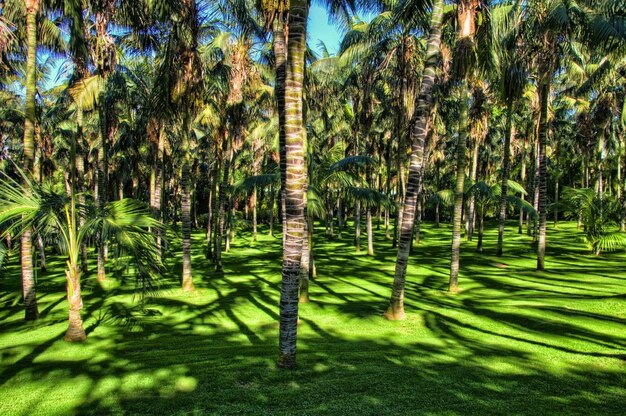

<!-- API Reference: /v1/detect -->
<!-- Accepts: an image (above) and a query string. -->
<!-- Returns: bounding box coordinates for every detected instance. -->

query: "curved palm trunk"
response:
[496,101,514,256]
[448,81,469,293]
[278,0,307,369]
[537,80,549,271]
[386,0,444,320]
[22,0,39,321]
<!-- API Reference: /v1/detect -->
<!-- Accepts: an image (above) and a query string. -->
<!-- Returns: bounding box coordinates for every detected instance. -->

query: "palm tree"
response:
[386,0,444,320]
[277,0,308,370]
[494,2,528,256]
[448,0,484,293]
[0,151,162,342]
[21,0,40,321]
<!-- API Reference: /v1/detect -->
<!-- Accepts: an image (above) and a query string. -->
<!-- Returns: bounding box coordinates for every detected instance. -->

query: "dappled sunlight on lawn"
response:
[1,221,625,415]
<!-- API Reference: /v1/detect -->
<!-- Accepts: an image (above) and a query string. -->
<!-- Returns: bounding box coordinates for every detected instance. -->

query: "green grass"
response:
[1,220,626,415]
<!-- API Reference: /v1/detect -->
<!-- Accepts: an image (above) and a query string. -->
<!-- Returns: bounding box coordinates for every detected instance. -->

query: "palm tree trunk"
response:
[63,262,86,342]
[278,0,307,369]
[477,207,484,253]
[386,0,444,320]
[449,80,469,293]
[537,79,549,271]
[519,138,527,234]
[181,117,195,291]
[467,134,480,240]
[96,103,108,283]
[76,109,89,274]
[206,176,214,258]
[532,134,540,240]
[269,185,275,236]
[497,100,514,256]
[366,206,374,255]
[273,14,288,245]
[22,0,39,321]
[354,199,361,251]
[151,126,164,255]
[252,186,258,241]
[299,209,310,303]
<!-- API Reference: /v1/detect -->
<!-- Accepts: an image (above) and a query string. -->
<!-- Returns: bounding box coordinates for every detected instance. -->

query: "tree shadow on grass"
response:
[1,223,626,415]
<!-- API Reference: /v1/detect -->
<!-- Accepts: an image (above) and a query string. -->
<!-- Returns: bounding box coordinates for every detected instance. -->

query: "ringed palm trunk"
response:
[278,0,307,369]
[181,120,195,291]
[386,0,444,320]
[496,100,514,256]
[273,14,288,245]
[536,79,549,271]
[448,80,469,293]
[22,0,39,321]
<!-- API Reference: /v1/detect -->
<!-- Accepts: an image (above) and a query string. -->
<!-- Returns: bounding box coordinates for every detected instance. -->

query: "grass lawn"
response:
[1,220,625,415]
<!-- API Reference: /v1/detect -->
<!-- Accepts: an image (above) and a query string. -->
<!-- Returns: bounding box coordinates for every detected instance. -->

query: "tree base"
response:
[384,304,406,321]
[277,353,296,369]
[64,326,86,342]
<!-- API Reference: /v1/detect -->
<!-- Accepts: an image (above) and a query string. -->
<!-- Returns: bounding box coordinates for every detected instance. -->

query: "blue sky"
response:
[308,3,343,55]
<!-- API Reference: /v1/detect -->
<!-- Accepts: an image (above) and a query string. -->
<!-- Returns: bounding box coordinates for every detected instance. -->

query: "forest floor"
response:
[1,220,625,415]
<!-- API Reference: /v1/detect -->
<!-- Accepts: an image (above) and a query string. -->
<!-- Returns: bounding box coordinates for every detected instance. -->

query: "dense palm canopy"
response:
[1,0,626,400]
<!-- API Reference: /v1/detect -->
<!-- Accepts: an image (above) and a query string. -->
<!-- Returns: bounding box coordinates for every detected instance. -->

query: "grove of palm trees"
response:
[1,0,625,414]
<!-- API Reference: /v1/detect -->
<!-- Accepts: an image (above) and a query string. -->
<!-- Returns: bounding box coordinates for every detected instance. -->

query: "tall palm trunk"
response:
[278,0,307,369]
[354,199,361,251]
[448,0,478,292]
[466,134,480,240]
[21,0,39,321]
[64,114,86,342]
[536,79,549,270]
[273,14,288,244]
[449,81,469,293]
[181,117,195,291]
[386,0,444,320]
[496,101,514,256]
[519,138,527,234]
[151,125,164,255]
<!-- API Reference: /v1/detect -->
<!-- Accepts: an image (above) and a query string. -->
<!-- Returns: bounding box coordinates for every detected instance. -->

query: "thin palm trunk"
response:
[21,0,39,321]
[466,135,480,240]
[497,101,514,256]
[278,0,307,369]
[449,80,469,293]
[519,138,527,234]
[354,199,361,251]
[386,0,444,319]
[181,117,195,291]
[252,186,257,241]
[476,205,484,252]
[366,206,374,255]
[537,79,549,270]
[65,114,86,342]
